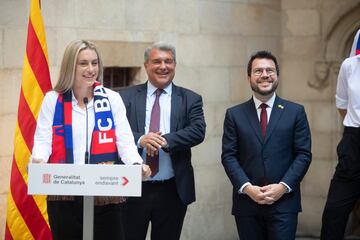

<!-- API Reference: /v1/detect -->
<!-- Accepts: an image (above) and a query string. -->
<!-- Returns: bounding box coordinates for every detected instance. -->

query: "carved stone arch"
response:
[311,4,360,90]
[323,3,360,61]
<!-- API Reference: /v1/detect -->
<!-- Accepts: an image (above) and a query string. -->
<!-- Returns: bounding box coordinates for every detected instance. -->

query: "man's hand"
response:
[32,158,45,163]
[141,164,152,179]
[140,132,167,157]
[243,185,274,205]
[259,183,287,205]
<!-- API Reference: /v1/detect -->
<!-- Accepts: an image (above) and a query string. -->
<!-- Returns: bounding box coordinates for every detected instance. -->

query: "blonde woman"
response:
[31,40,151,240]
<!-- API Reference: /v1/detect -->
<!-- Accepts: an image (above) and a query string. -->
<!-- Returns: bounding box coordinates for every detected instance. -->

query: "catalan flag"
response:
[5,0,52,239]
[350,29,360,57]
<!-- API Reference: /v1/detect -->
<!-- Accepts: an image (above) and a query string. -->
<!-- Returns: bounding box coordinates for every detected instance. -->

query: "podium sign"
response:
[28,163,141,196]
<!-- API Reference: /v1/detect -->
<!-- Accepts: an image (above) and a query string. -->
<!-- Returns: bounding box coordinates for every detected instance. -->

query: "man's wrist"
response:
[279,182,291,193]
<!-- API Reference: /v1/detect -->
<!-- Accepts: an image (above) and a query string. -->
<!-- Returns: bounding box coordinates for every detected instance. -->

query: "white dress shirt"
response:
[140,81,174,180]
[336,55,360,127]
[31,88,143,165]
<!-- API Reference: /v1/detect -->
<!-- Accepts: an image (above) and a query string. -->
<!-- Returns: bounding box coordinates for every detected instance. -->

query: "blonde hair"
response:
[54,40,104,93]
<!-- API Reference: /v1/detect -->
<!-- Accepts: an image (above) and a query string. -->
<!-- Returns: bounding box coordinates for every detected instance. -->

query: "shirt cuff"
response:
[137,136,143,148]
[280,181,292,193]
[238,182,251,194]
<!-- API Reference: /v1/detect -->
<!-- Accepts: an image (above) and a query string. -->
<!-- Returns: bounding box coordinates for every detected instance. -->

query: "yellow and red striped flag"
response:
[5,0,52,239]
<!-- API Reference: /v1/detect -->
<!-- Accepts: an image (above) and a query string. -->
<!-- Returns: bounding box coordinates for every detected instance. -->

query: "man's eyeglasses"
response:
[252,68,276,76]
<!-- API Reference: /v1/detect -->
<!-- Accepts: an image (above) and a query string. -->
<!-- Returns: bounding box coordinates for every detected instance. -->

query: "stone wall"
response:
[281,0,360,236]
[1,0,360,239]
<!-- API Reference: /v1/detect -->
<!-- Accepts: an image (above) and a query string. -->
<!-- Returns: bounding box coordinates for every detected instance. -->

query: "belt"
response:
[143,177,175,185]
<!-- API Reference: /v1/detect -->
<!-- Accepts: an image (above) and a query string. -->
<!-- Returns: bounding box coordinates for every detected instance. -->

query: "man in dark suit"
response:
[119,41,206,240]
[221,50,312,240]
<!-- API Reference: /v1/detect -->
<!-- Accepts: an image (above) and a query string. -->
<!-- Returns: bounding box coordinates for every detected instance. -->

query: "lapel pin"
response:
[277,104,284,109]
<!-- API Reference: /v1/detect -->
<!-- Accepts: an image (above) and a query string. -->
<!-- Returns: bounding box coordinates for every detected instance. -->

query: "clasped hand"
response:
[140,131,167,157]
[244,183,287,205]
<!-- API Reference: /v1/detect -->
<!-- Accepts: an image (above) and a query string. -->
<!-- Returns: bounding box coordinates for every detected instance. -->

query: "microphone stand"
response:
[84,97,89,164]
[82,97,94,240]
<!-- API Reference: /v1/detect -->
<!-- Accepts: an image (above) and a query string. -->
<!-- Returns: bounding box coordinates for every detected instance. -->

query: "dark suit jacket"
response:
[119,82,206,205]
[221,96,311,216]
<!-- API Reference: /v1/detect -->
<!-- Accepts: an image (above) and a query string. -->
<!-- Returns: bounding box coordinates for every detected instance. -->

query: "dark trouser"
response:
[123,178,187,240]
[235,213,298,240]
[47,197,125,240]
[321,127,360,240]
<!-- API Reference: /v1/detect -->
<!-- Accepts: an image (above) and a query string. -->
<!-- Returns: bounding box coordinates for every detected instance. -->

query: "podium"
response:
[28,163,142,240]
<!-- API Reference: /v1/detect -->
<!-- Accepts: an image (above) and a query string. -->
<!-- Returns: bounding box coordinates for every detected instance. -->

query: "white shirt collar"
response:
[147,81,172,96]
[253,93,276,109]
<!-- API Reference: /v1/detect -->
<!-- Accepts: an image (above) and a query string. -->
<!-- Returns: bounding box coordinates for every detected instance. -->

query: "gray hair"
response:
[144,41,176,63]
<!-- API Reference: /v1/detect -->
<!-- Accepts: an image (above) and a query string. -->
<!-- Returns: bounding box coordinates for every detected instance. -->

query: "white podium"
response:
[28,163,142,240]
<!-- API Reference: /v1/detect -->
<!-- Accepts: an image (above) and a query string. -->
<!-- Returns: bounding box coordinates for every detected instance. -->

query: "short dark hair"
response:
[247,50,279,77]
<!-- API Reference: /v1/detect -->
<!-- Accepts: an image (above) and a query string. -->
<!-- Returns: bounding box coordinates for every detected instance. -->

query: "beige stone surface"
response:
[283,9,320,36]
[42,0,77,28]
[95,41,149,67]
[184,204,235,240]
[199,67,230,103]
[125,0,175,32]
[174,65,201,93]
[174,0,200,33]
[246,36,281,58]
[229,66,252,103]
[48,28,77,67]
[77,0,125,29]
[0,114,16,158]
[302,159,334,197]
[199,1,240,35]
[39,27,57,67]
[282,0,320,9]
[280,60,333,102]
[298,195,327,234]
[0,156,12,194]
[0,29,3,68]
[193,136,223,167]
[0,69,21,114]
[282,36,320,59]
[311,102,340,133]
[0,192,9,239]
[178,35,247,67]
[234,3,281,36]
[0,0,28,26]
[195,165,231,205]
[3,27,27,68]
[311,132,338,160]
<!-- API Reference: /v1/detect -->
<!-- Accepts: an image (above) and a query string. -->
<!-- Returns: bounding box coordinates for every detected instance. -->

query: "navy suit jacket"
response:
[221,96,311,216]
[119,82,206,205]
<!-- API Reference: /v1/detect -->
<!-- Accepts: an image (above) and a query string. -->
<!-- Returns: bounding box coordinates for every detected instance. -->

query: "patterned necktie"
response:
[147,89,163,177]
[260,103,268,137]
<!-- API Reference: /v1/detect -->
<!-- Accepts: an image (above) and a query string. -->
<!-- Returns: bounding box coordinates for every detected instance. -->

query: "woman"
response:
[31,40,151,240]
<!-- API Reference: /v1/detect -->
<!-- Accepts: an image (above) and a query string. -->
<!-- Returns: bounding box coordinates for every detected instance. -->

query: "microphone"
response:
[83,97,89,164]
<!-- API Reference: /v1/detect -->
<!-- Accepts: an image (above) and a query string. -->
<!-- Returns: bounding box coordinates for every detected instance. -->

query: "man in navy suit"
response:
[221,51,311,240]
[119,42,206,240]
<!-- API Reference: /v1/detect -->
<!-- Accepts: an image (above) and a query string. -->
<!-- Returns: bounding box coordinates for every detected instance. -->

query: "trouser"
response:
[123,178,187,240]
[321,127,360,240]
[235,213,298,240]
[47,197,125,240]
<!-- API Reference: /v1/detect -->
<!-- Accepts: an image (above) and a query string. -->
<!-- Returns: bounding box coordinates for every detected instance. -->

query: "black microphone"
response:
[83,97,89,164]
